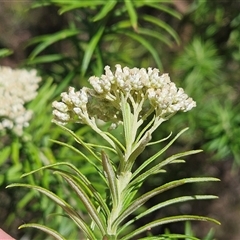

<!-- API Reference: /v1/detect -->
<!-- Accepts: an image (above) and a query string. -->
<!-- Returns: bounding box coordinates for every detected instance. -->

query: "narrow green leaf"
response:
[19,223,66,240]
[25,54,66,65]
[28,29,79,59]
[119,195,218,233]
[138,27,173,47]
[55,171,107,234]
[20,161,109,216]
[139,234,199,240]
[132,128,188,179]
[142,14,180,45]
[147,132,172,146]
[131,149,202,187]
[114,177,220,228]
[117,30,162,70]
[145,3,182,19]
[92,0,117,22]
[101,151,118,206]
[121,215,220,240]
[0,48,13,58]
[81,25,105,76]
[124,0,138,31]
[7,183,96,239]
[57,1,105,14]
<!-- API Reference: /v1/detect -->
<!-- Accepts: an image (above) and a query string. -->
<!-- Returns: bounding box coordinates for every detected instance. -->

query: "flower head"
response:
[52,64,196,128]
[0,66,41,135]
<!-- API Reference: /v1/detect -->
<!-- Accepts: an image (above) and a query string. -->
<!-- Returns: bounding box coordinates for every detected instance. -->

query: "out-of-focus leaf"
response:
[56,1,105,14]
[117,30,162,70]
[138,27,173,47]
[144,3,182,19]
[25,54,67,65]
[81,25,105,76]
[92,0,117,22]
[0,48,13,58]
[142,14,180,45]
[28,29,80,59]
[19,223,66,240]
[121,215,220,240]
[124,0,138,31]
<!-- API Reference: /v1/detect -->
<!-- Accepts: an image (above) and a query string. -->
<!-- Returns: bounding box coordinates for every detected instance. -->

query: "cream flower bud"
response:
[0,66,41,135]
[52,64,196,128]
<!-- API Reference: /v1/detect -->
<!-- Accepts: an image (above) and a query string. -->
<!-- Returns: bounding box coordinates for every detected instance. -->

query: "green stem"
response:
[106,171,132,237]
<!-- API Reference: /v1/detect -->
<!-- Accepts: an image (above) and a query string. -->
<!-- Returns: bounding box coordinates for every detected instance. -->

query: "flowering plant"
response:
[0,66,41,136]
[8,65,219,239]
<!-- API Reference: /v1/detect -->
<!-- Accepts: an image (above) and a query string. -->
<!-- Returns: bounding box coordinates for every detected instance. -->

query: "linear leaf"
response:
[131,149,202,187]
[121,215,220,240]
[28,29,79,59]
[145,3,182,19]
[132,128,189,179]
[57,1,105,14]
[114,177,220,228]
[119,195,218,233]
[7,183,96,239]
[101,151,118,206]
[92,0,117,22]
[55,171,107,234]
[25,54,67,64]
[142,14,180,45]
[124,0,138,31]
[81,25,105,76]
[138,27,172,47]
[19,223,66,240]
[117,30,162,70]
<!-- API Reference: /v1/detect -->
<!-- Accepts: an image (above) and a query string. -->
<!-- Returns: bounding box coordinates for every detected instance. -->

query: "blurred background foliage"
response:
[0,0,240,239]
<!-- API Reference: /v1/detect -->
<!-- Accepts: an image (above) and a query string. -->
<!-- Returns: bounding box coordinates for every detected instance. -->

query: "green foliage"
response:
[0,48,13,58]
[3,0,237,238]
[8,127,219,239]
[26,0,181,77]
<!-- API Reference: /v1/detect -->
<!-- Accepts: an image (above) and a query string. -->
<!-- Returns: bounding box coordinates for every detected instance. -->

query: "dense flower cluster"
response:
[52,64,196,127]
[0,66,41,135]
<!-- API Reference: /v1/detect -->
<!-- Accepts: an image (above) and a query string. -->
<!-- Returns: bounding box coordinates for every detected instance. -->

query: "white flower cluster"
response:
[0,66,41,135]
[52,64,196,127]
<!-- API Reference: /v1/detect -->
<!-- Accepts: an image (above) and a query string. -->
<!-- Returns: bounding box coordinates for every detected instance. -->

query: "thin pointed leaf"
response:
[147,132,172,146]
[55,171,107,234]
[19,162,109,216]
[7,183,96,239]
[28,29,79,59]
[145,3,182,19]
[117,29,162,71]
[124,0,138,31]
[131,149,202,187]
[142,14,180,45]
[25,54,68,65]
[19,223,66,240]
[53,123,103,163]
[121,215,220,240]
[81,25,105,76]
[92,0,117,22]
[0,48,13,58]
[119,195,218,233]
[114,177,220,228]
[138,27,173,47]
[139,234,199,240]
[101,151,118,206]
[57,1,105,14]
[132,128,189,179]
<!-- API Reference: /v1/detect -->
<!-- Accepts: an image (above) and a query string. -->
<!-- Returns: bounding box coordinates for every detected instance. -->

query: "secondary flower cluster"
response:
[0,66,41,135]
[52,64,196,127]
